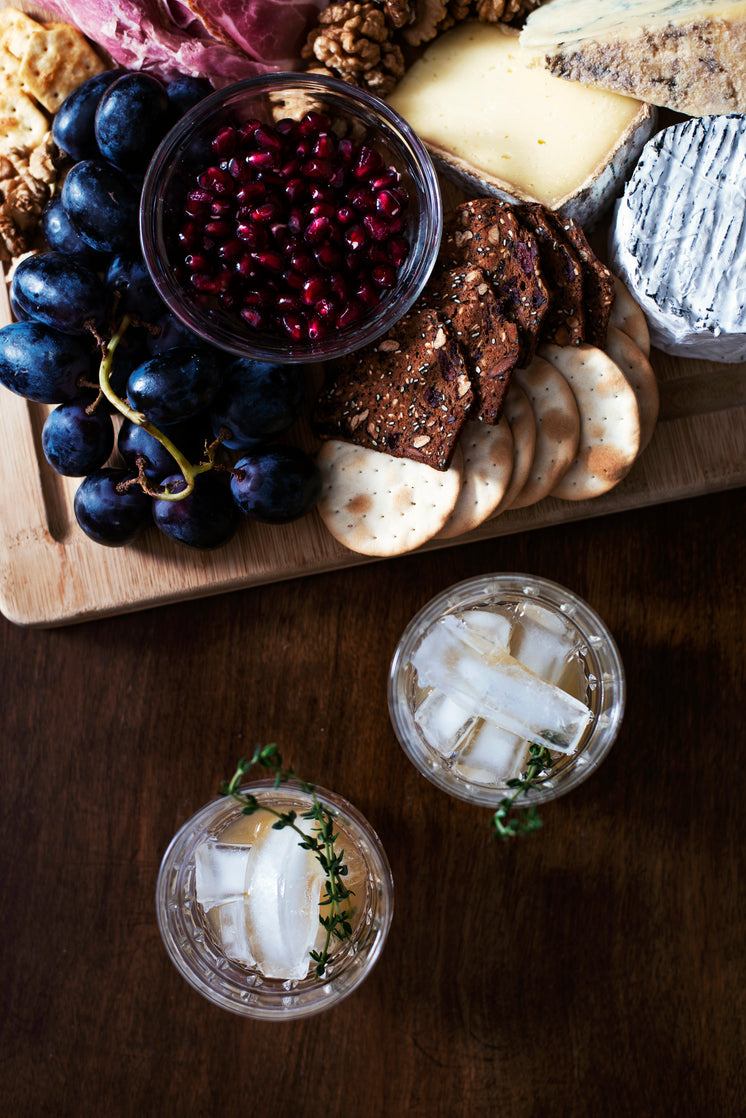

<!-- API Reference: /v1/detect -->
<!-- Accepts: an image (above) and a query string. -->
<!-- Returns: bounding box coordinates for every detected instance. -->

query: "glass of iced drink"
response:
[156,780,394,1019]
[388,574,625,806]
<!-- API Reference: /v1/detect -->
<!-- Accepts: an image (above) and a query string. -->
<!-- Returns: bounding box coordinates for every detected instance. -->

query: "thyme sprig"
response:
[491,744,555,841]
[220,744,354,978]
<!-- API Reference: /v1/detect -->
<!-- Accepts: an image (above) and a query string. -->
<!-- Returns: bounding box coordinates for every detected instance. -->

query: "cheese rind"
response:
[609,115,746,362]
[387,23,654,225]
[520,0,746,116]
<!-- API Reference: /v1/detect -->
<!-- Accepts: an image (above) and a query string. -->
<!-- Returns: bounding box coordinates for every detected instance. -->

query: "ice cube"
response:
[454,607,513,647]
[244,823,326,981]
[195,840,251,911]
[510,601,582,684]
[411,614,592,754]
[414,687,476,757]
[214,897,255,967]
[452,720,528,784]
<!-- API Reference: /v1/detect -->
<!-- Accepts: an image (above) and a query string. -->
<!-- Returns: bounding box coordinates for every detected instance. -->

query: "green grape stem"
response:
[99,315,214,501]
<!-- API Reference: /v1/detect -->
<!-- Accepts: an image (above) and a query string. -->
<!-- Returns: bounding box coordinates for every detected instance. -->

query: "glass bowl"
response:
[156,779,394,1020]
[388,574,626,807]
[140,72,442,363]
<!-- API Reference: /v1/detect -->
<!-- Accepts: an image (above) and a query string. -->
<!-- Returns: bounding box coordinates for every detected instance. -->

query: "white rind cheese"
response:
[520,0,746,116]
[609,114,746,362]
[387,23,654,226]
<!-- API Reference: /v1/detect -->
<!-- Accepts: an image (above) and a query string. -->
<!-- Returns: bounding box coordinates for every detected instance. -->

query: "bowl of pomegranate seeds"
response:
[140,72,443,362]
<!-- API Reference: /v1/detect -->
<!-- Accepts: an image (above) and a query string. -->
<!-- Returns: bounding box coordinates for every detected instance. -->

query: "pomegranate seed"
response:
[254,125,283,151]
[281,157,301,178]
[198,167,233,195]
[372,168,399,190]
[295,137,314,159]
[190,273,221,293]
[349,187,375,212]
[275,118,300,138]
[388,235,410,267]
[301,158,333,181]
[240,307,268,329]
[237,182,266,203]
[235,255,259,280]
[363,213,391,242]
[390,186,409,210]
[290,250,315,275]
[314,295,339,320]
[329,273,349,301]
[353,146,383,181]
[315,243,342,270]
[313,133,337,159]
[307,315,329,341]
[338,138,355,163]
[284,270,306,291]
[218,239,243,263]
[185,253,210,272]
[247,150,276,170]
[336,205,355,226]
[251,250,284,272]
[336,298,365,329]
[211,127,237,158]
[178,223,199,248]
[228,156,253,182]
[376,189,401,218]
[300,110,331,134]
[310,185,335,204]
[345,224,368,251]
[220,292,238,310]
[368,245,390,265]
[236,223,267,249]
[210,199,234,217]
[238,118,262,139]
[262,171,285,188]
[187,187,214,206]
[242,290,272,307]
[310,202,336,221]
[287,207,305,234]
[284,177,307,203]
[281,311,307,340]
[372,263,397,288]
[305,216,333,244]
[302,275,327,305]
[251,201,282,223]
[356,277,380,307]
[276,293,302,312]
[184,199,209,219]
[328,166,347,190]
[204,219,232,238]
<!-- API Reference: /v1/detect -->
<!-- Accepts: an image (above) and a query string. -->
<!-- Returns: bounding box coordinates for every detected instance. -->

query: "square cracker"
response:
[0,8,41,61]
[19,26,105,113]
[0,45,48,155]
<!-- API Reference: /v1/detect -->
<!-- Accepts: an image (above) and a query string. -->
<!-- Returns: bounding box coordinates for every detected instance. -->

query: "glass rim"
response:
[388,572,626,807]
[155,778,394,1020]
[139,70,443,363]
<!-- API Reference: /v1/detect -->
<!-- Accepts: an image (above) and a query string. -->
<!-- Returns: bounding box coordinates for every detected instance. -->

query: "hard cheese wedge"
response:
[387,22,653,225]
[520,0,746,116]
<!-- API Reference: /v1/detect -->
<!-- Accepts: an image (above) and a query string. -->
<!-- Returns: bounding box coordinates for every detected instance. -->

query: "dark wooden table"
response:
[3,488,745,1118]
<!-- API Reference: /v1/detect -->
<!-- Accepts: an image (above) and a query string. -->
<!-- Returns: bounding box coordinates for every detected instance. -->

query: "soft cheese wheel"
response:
[609,115,746,362]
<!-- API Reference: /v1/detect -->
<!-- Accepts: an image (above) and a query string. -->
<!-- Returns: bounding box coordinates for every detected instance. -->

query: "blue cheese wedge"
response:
[387,22,654,226]
[520,0,746,116]
[609,115,746,363]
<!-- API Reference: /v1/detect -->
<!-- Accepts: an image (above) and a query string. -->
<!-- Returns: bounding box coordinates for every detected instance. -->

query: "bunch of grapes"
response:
[0,70,321,550]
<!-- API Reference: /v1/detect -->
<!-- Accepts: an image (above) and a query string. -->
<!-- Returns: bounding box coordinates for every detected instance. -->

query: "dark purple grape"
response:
[146,314,209,356]
[61,160,140,255]
[117,415,207,482]
[106,255,163,321]
[42,398,114,476]
[0,321,95,402]
[10,252,107,335]
[153,473,240,550]
[209,357,307,450]
[52,70,120,161]
[95,72,171,172]
[74,468,152,547]
[230,446,322,523]
[166,75,213,122]
[126,346,223,426]
[41,196,110,268]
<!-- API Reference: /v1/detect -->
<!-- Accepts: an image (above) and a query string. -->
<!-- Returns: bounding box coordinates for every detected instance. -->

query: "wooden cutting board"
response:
[0,6,744,626]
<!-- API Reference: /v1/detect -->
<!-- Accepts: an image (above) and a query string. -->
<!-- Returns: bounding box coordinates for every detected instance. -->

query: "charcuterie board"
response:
[0,2,745,627]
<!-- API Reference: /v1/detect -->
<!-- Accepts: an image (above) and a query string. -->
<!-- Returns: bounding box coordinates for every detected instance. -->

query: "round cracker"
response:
[434,417,514,540]
[539,342,641,501]
[609,276,650,357]
[488,382,536,518]
[316,440,464,556]
[508,356,580,510]
[603,325,659,453]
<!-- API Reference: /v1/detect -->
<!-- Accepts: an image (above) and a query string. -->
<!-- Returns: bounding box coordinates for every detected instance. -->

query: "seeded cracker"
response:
[427,264,519,423]
[439,197,549,368]
[316,439,465,556]
[312,306,474,471]
[551,212,616,348]
[515,202,585,347]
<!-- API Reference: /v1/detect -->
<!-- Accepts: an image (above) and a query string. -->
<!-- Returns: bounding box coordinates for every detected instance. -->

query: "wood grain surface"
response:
[2,487,745,1117]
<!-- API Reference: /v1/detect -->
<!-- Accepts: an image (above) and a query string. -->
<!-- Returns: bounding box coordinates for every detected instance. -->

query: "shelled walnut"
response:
[475,0,541,24]
[301,2,406,96]
[0,133,65,266]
